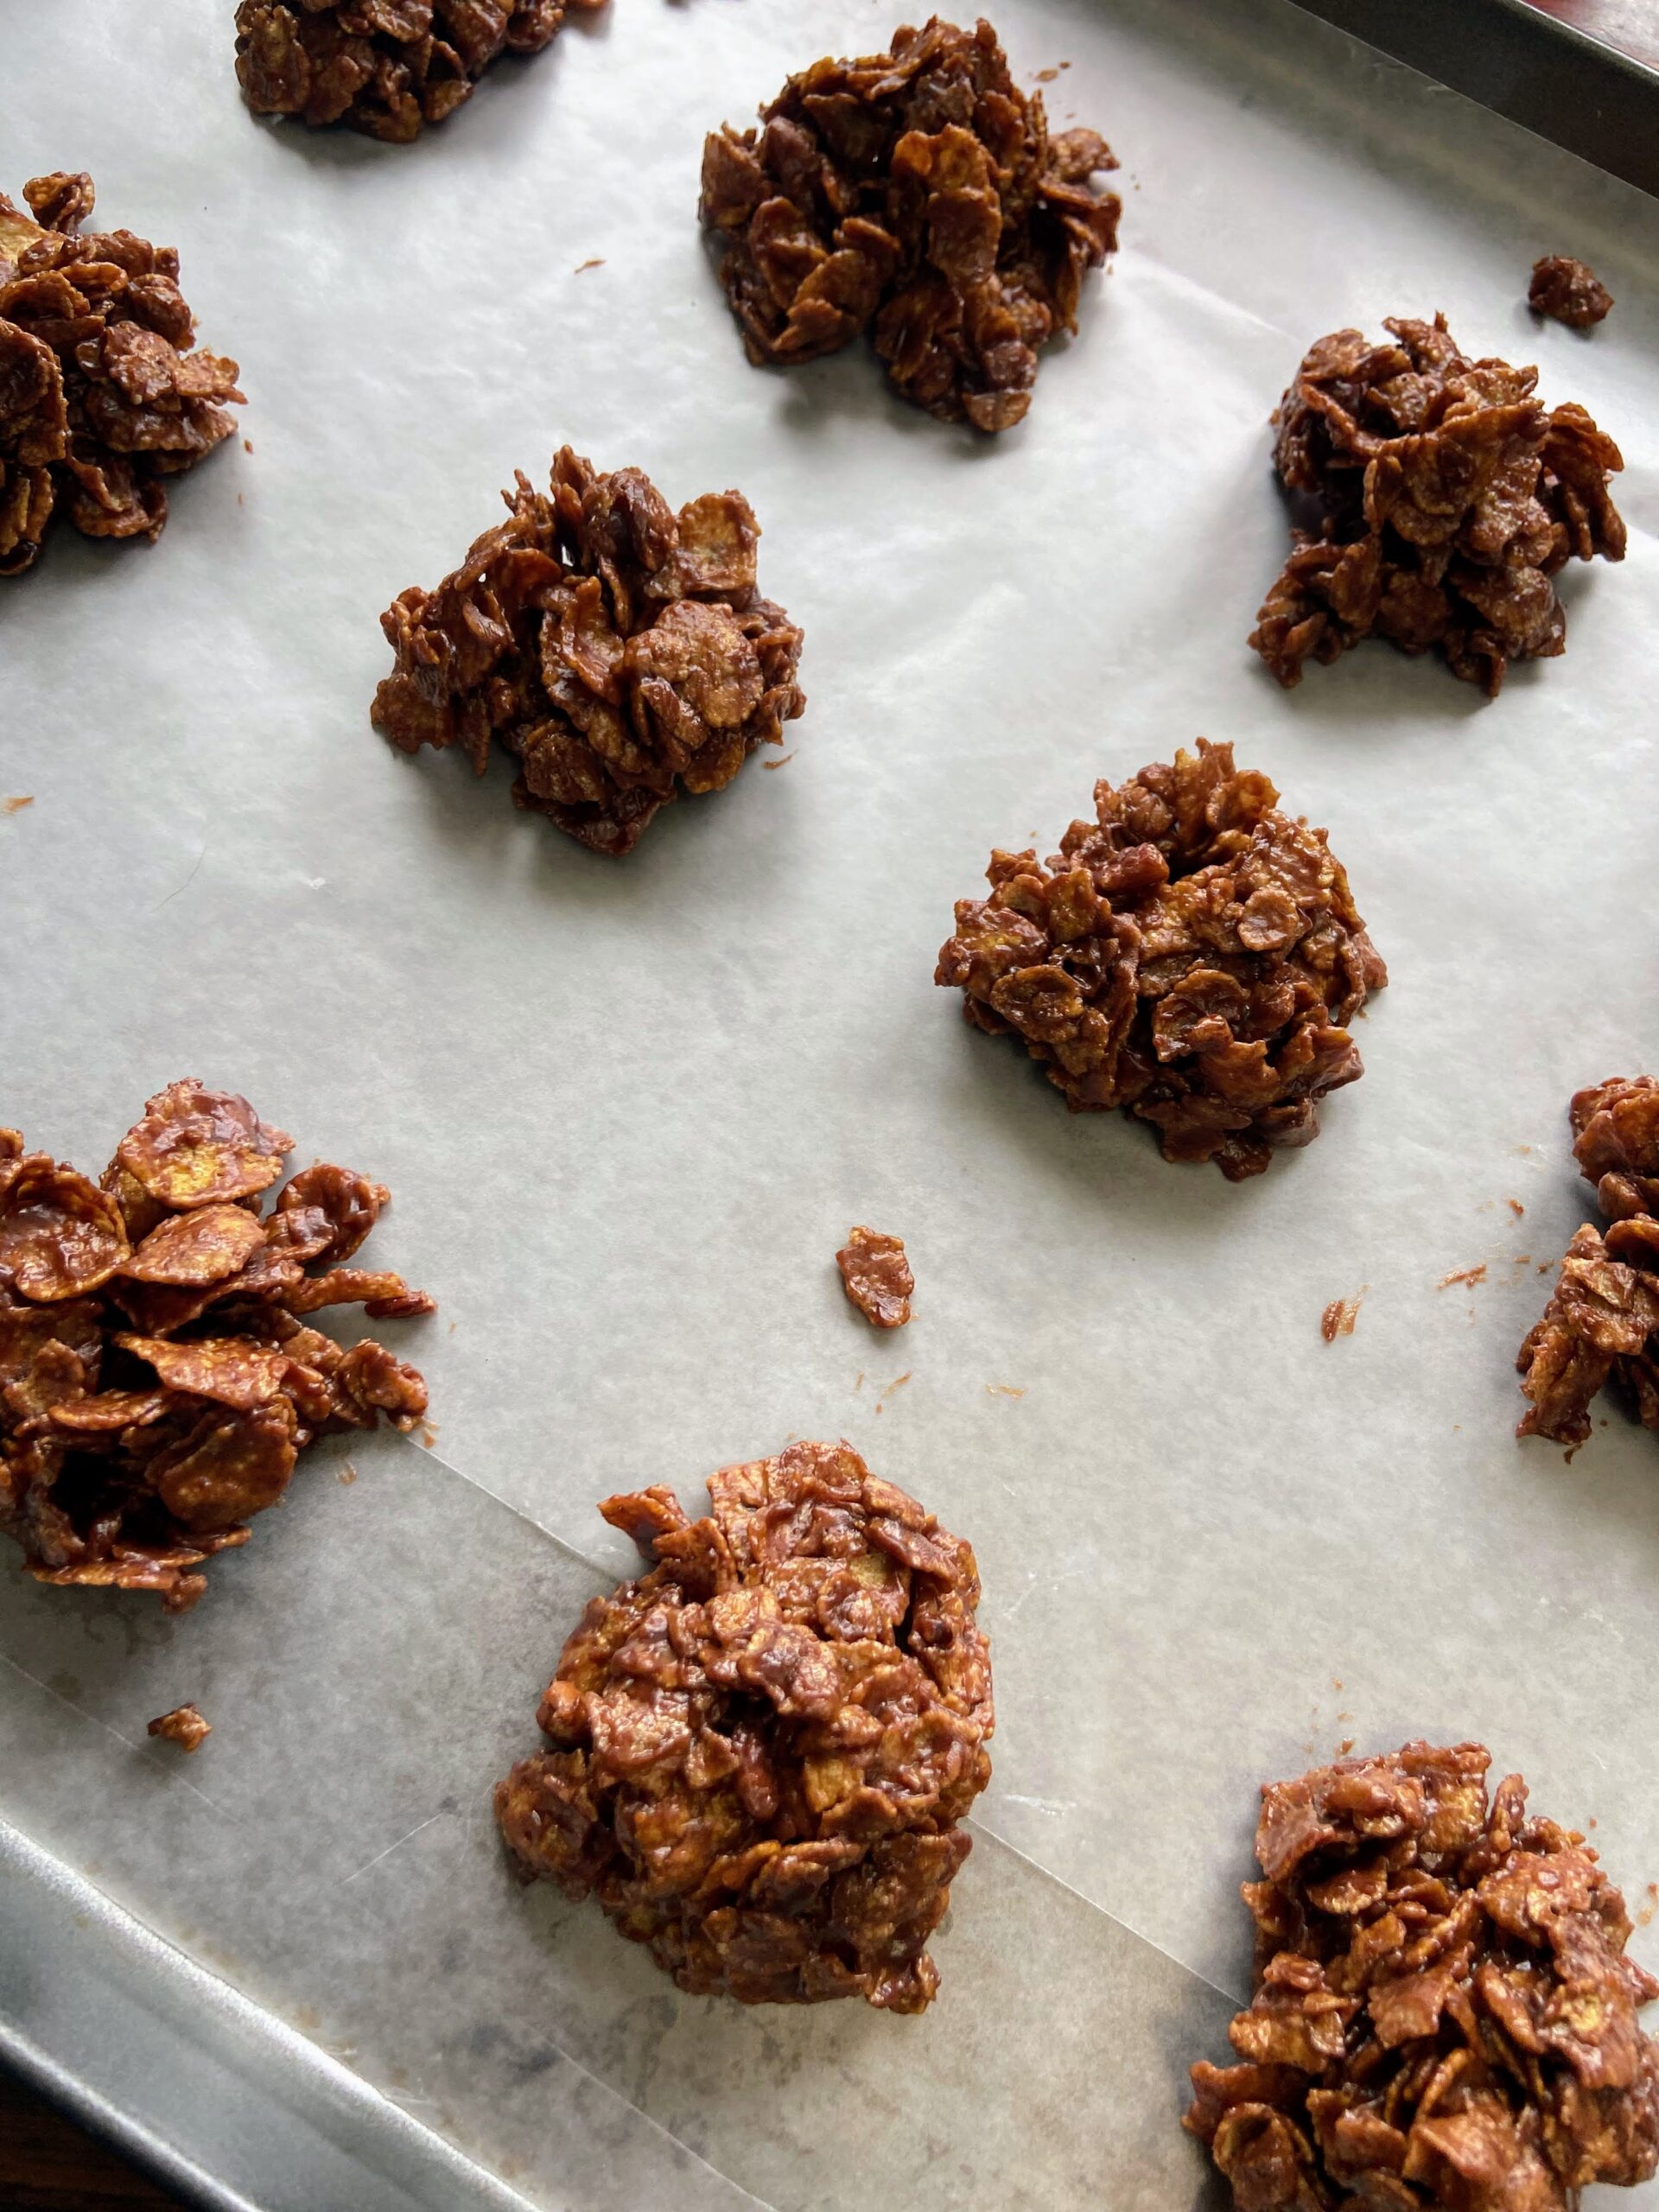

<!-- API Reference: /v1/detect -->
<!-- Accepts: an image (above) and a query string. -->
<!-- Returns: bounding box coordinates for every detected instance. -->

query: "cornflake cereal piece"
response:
[1185,1741,1659,2210]
[1518,1076,1659,1447]
[0,1083,433,1611]
[1529,254,1613,332]
[837,1227,913,1329]
[372,448,805,856]
[1251,315,1624,696]
[936,740,1387,1180]
[698,16,1120,432]
[495,1440,993,2011]
[235,0,607,143]
[0,175,243,578]
[148,1702,211,1752]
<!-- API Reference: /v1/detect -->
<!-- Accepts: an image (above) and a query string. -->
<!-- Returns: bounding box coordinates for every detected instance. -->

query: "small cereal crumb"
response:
[985,1383,1026,1399]
[575,257,604,273]
[836,1227,913,1329]
[148,1703,211,1752]
[761,753,796,770]
[1529,253,1613,330]
[1320,1290,1365,1342]
[1337,1737,1354,1755]
[338,1461,358,1486]
[3,797,34,815]
[1509,1198,1526,1217]
[243,436,253,453]
[875,1371,912,1415]
[1439,1263,1488,1289]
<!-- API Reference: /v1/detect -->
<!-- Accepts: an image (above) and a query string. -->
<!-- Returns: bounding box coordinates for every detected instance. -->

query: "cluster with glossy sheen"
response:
[235,0,606,143]
[1518,1077,1659,1448]
[1251,315,1625,694]
[495,1441,994,2011]
[372,447,805,855]
[0,1082,432,1611]
[1187,1741,1659,2210]
[699,16,1120,431]
[0,175,243,576]
[936,739,1387,1180]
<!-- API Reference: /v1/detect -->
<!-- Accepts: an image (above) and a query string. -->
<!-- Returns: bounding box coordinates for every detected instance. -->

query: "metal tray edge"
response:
[1287,0,1659,197]
[0,1819,540,2212]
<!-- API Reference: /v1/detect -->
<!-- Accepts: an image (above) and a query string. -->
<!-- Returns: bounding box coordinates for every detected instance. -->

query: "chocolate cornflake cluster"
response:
[372,447,805,856]
[495,1440,993,2011]
[1529,255,1613,333]
[1250,315,1625,696]
[836,1226,913,1329]
[935,740,1387,1181]
[1518,1076,1659,1448]
[698,16,1121,432]
[1186,1741,1659,2211]
[0,1082,433,1611]
[0,174,244,578]
[235,0,605,143]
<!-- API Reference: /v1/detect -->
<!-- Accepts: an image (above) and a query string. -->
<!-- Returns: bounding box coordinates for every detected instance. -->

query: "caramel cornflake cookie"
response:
[0,1083,432,1611]
[699,16,1120,433]
[1529,255,1613,333]
[235,0,606,144]
[837,1227,913,1328]
[1186,1741,1659,2210]
[495,1440,993,2011]
[936,740,1386,1181]
[1517,1076,1659,1448]
[1251,314,1625,696]
[372,447,805,856]
[0,174,244,578]
[148,1702,211,1751]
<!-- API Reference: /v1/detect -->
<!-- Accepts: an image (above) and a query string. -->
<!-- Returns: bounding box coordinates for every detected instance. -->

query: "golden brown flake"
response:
[495,1441,992,2010]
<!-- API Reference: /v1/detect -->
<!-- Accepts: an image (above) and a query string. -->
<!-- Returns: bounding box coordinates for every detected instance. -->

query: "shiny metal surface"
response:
[1291,0,1659,194]
[0,1822,537,2212]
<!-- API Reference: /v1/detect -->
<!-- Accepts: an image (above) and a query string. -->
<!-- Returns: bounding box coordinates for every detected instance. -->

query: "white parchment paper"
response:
[3,0,1659,2204]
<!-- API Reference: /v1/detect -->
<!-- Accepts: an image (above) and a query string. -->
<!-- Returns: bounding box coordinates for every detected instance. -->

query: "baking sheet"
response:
[3,0,1659,2203]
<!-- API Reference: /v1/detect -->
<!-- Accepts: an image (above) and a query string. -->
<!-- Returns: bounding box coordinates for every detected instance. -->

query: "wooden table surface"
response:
[0,2068,182,2212]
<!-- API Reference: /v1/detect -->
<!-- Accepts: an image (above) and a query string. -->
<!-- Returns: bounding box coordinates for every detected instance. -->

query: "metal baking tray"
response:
[4,1,1658,2207]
